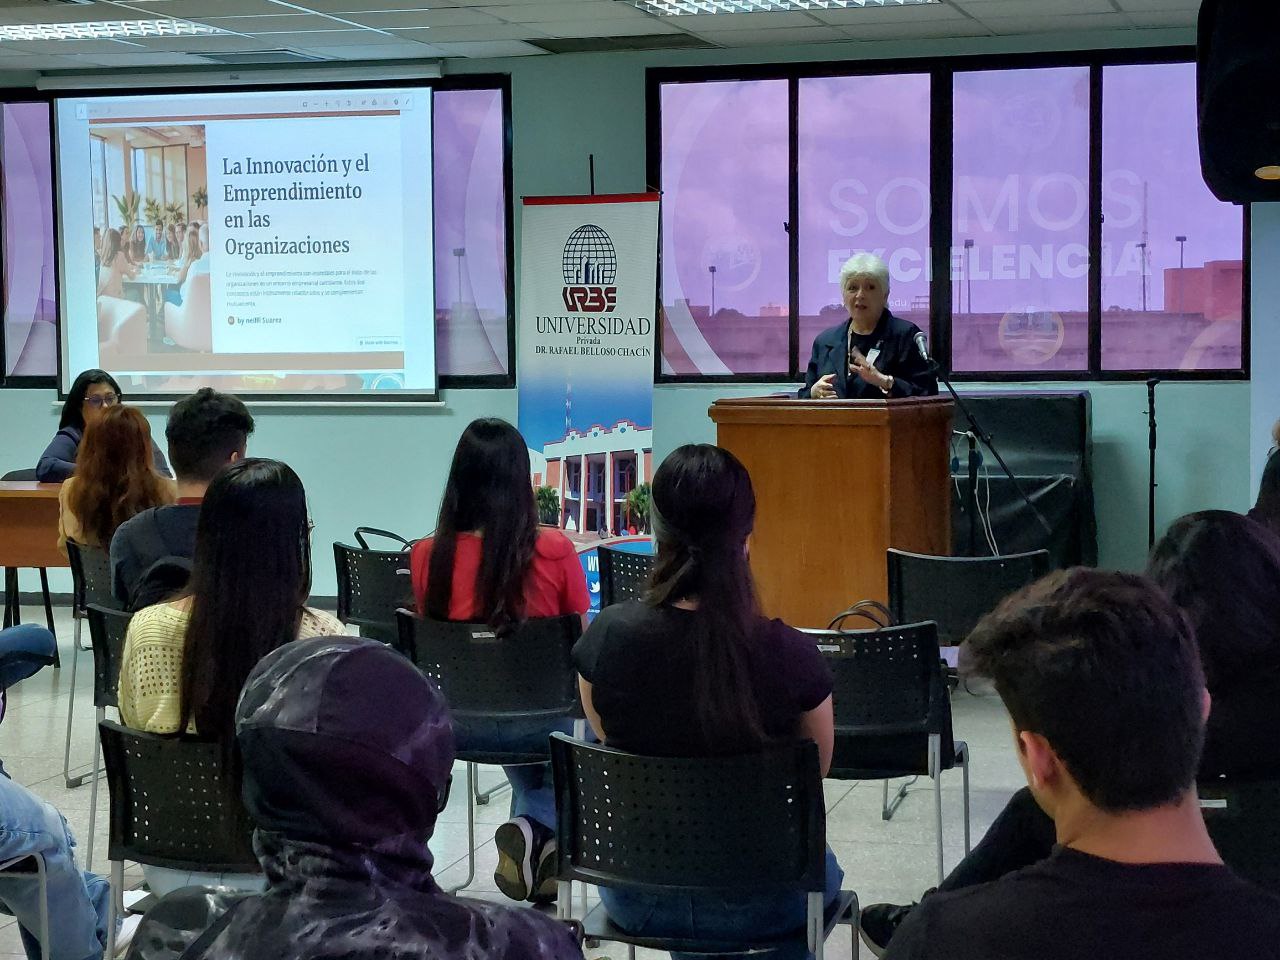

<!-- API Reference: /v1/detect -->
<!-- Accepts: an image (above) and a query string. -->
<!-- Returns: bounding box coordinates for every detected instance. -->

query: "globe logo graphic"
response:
[562,224,617,286]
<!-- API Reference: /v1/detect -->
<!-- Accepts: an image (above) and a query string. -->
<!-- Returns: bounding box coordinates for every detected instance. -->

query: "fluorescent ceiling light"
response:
[0,19,227,42]
[625,0,936,13]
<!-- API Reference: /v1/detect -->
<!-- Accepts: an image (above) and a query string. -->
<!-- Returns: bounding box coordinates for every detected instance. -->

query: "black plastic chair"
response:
[596,544,654,608]
[82,604,132,872]
[549,733,858,960]
[396,610,584,893]
[333,540,413,651]
[0,469,57,648]
[0,854,48,955]
[62,540,118,788]
[805,621,970,884]
[98,719,259,957]
[886,548,1051,647]
[1200,776,1280,894]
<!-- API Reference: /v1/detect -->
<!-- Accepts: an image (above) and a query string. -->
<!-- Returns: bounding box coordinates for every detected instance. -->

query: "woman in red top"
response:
[410,417,589,905]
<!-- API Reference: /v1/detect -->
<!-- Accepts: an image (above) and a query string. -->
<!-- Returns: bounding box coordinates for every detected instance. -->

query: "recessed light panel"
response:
[625,0,936,14]
[0,20,227,42]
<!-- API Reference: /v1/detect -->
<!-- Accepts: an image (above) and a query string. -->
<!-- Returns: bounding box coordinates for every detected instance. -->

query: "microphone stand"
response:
[930,362,1053,555]
[1146,378,1159,551]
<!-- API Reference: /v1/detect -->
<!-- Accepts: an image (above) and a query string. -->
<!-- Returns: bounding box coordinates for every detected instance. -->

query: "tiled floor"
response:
[0,604,1025,959]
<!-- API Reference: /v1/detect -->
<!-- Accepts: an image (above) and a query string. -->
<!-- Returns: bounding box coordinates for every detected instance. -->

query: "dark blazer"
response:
[36,425,171,483]
[798,310,938,400]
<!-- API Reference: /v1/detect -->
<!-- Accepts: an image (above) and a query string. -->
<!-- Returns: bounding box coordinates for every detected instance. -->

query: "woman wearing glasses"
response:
[35,369,171,482]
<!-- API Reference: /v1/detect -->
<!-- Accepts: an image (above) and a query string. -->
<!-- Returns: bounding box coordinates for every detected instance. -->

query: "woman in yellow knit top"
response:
[118,458,342,738]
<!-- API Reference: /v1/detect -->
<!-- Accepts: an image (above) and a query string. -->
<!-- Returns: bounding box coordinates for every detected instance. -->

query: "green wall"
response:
[4,23,1258,597]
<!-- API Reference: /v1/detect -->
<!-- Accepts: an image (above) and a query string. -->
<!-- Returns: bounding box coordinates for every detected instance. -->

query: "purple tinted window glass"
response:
[1101,63,1242,371]
[433,87,509,377]
[952,67,1090,373]
[660,79,789,375]
[3,102,56,377]
[798,74,930,359]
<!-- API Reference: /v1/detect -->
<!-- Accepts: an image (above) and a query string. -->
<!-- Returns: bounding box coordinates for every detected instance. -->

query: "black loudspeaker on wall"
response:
[1198,0,1280,203]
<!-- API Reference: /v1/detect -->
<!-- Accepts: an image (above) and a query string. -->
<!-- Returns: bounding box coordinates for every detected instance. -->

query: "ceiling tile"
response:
[809,3,969,24]
[389,23,551,40]
[118,34,280,51]
[423,38,547,56]
[0,53,84,69]
[482,1,652,22]
[64,51,218,66]
[1124,10,1197,27]
[291,41,444,58]
[110,0,295,16]
[668,10,821,31]
[191,13,352,31]
[540,18,684,37]
[840,18,992,38]
[0,38,146,53]
[1112,0,1198,10]
[326,9,505,28]
[690,25,849,45]
[956,0,1117,16]
[972,12,1135,33]
[0,1,163,25]
[250,28,404,45]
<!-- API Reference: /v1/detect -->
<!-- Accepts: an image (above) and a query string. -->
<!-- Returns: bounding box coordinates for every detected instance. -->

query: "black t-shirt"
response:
[572,600,833,757]
[884,846,1280,960]
[848,312,888,364]
[109,503,201,608]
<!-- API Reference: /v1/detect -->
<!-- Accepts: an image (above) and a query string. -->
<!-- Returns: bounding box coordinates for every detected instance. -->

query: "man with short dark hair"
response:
[883,568,1280,960]
[110,388,254,608]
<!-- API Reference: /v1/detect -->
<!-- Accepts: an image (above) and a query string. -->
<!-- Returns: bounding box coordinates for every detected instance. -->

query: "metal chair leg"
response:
[881,776,915,821]
[961,744,972,853]
[38,569,58,665]
[106,860,123,960]
[3,568,16,628]
[87,707,104,872]
[930,736,944,885]
[35,853,49,960]
[63,621,91,788]
[447,762,478,894]
[473,772,510,806]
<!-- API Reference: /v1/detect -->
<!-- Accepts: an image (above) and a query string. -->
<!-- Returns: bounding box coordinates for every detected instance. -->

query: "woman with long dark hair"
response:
[58,405,173,551]
[858,510,1280,955]
[128,224,146,264]
[409,417,589,904]
[36,369,169,482]
[573,444,840,956]
[95,227,137,300]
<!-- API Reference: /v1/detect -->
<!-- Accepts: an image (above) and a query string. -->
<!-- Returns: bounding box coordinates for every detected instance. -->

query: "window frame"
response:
[648,46,1250,385]
[0,74,516,392]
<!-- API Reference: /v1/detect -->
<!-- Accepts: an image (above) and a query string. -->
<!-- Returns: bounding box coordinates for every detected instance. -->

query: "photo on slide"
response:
[90,120,211,365]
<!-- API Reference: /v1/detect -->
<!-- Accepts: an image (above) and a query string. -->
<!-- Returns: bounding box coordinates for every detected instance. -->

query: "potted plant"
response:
[143,197,164,231]
[112,192,140,234]
[164,201,184,227]
[535,485,561,526]
[625,483,651,534]
[191,187,208,217]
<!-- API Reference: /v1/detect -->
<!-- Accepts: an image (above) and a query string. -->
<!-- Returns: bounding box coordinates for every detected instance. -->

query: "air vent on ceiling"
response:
[529,33,716,54]
[200,50,329,65]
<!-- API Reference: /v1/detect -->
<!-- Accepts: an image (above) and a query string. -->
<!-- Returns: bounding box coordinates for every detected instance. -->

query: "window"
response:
[659,78,789,375]
[652,51,1247,382]
[1101,62,1243,371]
[952,67,1090,373]
[433,85,511,379]
[799,73,931,366]
[2,102,56,379]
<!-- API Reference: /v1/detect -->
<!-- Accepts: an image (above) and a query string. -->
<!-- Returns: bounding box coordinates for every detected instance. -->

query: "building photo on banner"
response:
[517,194,660,615]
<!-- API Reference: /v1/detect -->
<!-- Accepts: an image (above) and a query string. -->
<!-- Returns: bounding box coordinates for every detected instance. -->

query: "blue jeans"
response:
[0,625,56,690]
[453,717,575,830]
[0,773,110,960]
[601,846,844,960]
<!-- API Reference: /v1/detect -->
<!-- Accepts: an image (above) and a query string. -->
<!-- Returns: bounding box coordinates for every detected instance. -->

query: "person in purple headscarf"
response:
[124,636,583,960]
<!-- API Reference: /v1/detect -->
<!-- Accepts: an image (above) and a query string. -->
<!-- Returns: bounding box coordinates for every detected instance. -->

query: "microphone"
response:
[913,331,932,363]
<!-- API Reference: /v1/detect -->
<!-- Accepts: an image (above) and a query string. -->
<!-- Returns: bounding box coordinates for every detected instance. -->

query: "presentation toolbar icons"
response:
[298,95,416,112]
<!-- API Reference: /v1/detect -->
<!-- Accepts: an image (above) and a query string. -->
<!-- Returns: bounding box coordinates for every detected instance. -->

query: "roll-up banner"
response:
[517,193,660,616]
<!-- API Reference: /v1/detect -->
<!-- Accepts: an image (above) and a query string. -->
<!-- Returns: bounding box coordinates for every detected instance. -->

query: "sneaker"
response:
[529,835,559,904]
[858,902,916,957]
[491,814,552,906]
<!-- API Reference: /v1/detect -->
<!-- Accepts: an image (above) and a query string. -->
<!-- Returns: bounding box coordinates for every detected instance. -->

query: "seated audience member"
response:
[409,417,589,903]
[37,369,170,482]
[0,628,113,960]
[573,443,841,957]
[58,404,174,553]
[862,510,1280,954]
[1248,419,1280,538]
[111,388,255,609]
[163,226,201,308]
[128,225,146,265]
[123,636,585,960]
[880,568,1280,960]
[117,458,342,895]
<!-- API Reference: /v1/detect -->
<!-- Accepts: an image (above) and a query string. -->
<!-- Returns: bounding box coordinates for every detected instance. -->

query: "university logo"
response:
[561,223,618,313]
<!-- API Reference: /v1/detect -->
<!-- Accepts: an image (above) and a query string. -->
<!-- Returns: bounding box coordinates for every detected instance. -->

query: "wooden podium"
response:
[709,396,954,628]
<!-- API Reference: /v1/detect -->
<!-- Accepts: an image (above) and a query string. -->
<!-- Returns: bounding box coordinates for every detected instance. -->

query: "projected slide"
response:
[54,87,435,397]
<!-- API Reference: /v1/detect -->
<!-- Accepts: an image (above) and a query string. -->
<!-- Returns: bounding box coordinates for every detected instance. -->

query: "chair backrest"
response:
[0,469,37,482]
[887,549,1051,646]
[550,733,826,895]
[596,544,654,608]
[98,719,259,873]
[66,540,116,615]
[332,542,413,647]
[87,604,132,710]
[805,621,953,776]
[396,611,582,720]
[1200,776,1280,894]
